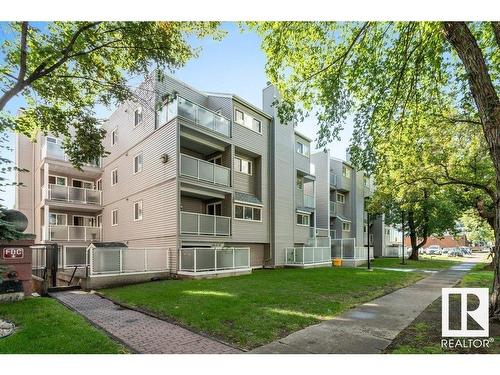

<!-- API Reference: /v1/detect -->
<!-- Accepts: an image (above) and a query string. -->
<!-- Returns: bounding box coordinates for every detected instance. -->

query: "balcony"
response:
[44,225,101,242]
[330,201,345,216]
[330,174,337,187]
[177,97,231,137]
[179,154,231,187]
[41,138,101,168]
[178,247,250,274]
[284,247,331,266]
[296,191,315,209]
[43,184,102,206]
[180,212,231,236]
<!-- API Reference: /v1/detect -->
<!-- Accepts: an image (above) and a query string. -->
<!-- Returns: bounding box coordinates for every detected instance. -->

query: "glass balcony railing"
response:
[44,225,101,242]
[178,247,250,273]
[179,154,231,187]
[296,190,315,209]
[177,97,231,137]
[180,212,231,236]
[41,138,101,168]
[43,184,102,205]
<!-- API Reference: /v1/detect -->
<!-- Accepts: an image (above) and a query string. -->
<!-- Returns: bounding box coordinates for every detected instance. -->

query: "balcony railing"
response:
[284,247,331,266]
[41,139,101,167]
[180,153,231,187]
[44,225,101,242]
[177,97,231,137]
[331,238,374,260]
[178,247,250,273]
[296,191,315,208]
[330,201,345,216]
[87,247,169,276]
[180,212,231,236]
[42,184,102,205]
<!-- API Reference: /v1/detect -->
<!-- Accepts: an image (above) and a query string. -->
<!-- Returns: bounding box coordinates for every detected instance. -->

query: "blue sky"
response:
[0,22,352,208]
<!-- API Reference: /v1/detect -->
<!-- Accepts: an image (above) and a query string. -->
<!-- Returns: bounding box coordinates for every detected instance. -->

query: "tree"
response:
[460,209,495,245]
[1,21,223,167]
[251,21,500,318]
[0,21,223,240]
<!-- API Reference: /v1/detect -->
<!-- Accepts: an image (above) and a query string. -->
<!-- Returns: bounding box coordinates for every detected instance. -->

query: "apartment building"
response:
[311,150,386,264]
[16,74,323,278]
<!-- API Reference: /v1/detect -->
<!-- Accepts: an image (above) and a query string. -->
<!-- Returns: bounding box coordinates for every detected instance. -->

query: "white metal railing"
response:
[178,247,250,273]
[330,201,345,216]
[296,191,315,208]
[41,138,101,167]
[316,227,330,237]
[331,238,375,260]
[284,247,331,265]
[87,247,169,276]
[180,153,231,187]
[43,184,102,205]
[44,225,101,242]
[177,96,231,137]
[180,212,231,236]
[382,245,411,259]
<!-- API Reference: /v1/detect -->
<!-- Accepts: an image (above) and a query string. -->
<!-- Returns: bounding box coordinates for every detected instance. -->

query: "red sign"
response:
[2,248,24,259]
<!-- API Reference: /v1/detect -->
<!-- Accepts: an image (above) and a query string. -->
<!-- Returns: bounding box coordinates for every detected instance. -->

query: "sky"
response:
[0,22,353,209]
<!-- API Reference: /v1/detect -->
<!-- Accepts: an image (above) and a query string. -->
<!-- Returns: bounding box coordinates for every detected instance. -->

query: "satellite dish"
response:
[3,209,28,233]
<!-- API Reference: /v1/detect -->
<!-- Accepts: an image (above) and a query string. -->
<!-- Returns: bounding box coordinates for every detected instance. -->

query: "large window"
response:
[234,108,262,134]
[49,213,67,226]
[234,204,261,222]
[296,213,310,226]
[111,209,118,226]
[111,128,118,147]
[336,193,345,204]
[296,140,310,157]
[342,165,351,178]
[48,175,67,186]
[133,153,143,174]
[111,168,118,186]
[342,222,351,232]
[134,106,143,127]
[134,201,143,221]
[234,157,252,175]
[296,176,304,190]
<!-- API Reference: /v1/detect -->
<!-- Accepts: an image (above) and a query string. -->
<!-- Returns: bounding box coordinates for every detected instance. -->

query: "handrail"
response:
[44,183,102,205]
[178,96,231,123]
[179,153,231,187]
[180,211,231,236]
[178,247,250,273]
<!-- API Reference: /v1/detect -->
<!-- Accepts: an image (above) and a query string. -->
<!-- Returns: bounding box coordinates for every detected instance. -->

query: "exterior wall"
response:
[15,135,35,234]
[404,235,470,248]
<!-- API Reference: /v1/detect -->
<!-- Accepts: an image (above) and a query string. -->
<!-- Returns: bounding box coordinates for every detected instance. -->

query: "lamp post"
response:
[401,210,406,265]
[364,196,372,271]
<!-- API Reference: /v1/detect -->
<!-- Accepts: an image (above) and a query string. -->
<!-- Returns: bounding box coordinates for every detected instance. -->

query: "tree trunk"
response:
[407,210,427,260]
[443,22,500,318]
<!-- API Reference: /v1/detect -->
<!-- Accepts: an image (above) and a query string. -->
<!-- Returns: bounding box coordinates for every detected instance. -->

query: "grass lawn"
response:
[0,297,126,354]
[101,267,423,350]
[371,257,456,270]
[386,263,500,354]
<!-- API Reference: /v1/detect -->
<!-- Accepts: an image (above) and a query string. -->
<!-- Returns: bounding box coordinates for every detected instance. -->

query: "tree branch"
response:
[17,22,29,82]
[492,22,500,48]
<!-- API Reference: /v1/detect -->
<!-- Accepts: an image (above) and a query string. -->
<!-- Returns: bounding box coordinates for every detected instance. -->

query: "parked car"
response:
[427,245,442,255]
[459,247,472,255]
[448,248,463,257]
[442,247,453,255]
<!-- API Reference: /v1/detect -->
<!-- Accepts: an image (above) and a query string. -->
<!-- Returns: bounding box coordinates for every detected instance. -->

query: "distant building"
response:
[404,235,470,249]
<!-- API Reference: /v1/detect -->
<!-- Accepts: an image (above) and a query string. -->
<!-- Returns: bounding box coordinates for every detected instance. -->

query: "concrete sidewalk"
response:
[51,291,241,354]
[252,262,475,354]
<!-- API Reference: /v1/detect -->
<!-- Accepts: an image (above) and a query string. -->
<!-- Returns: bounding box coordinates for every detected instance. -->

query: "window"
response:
[296,176,304,190]
[48,175,67,186]
[342,222,351,232]
[134,107,143,127]
[296,213,310,226]
[342,165,351,178]
[72,179,93,189]
[296,140,310,157]
[206,202,222,216]
[111,209,118,226]
[111,168,118,186]
[96,179,102,191]
[111,128,118,147]
[234,109,244,124]
[234,204,262,222]
[337,193,346,204]
[134,201,143,221]
[49,213,67,226]
[97,215,102,227]
[234,108,262,134]
[73,216,95,227]
[235,157,252,175]
[133,153,143,174]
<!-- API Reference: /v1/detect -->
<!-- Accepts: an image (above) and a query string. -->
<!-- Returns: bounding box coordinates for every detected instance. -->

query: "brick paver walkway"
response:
[51,291,241,354]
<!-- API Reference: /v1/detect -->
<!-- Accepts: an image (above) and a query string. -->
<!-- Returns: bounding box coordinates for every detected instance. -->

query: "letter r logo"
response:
[442,288,489,337]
